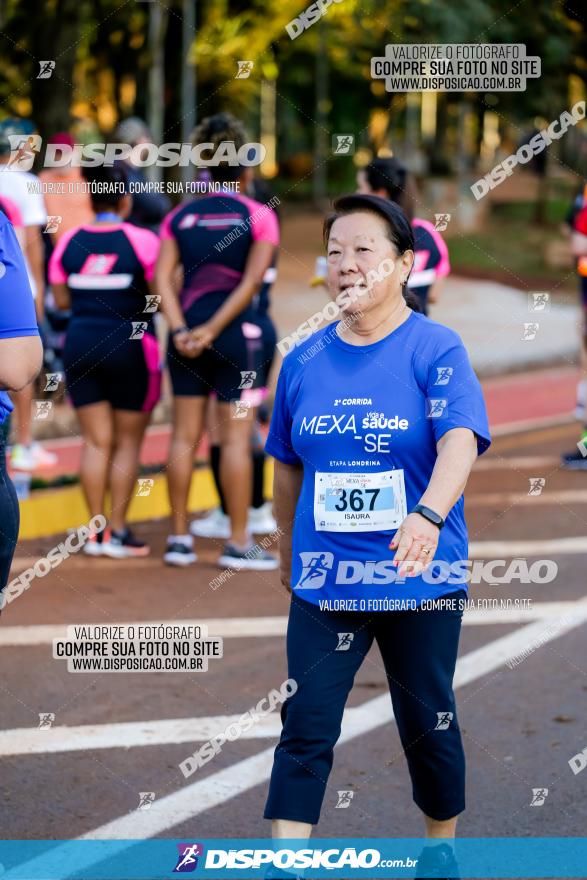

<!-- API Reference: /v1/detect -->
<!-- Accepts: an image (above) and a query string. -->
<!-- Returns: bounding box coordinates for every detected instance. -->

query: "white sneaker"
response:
[248,502,277,535]
[190,508,230,539]
[191,504,277,538]
[11,443,58,471]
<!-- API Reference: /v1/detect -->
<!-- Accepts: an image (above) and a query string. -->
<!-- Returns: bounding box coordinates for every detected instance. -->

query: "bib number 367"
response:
[334,488,380,511]
[314,469,407,532]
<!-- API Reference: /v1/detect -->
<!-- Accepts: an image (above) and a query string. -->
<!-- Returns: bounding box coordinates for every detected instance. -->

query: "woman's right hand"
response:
[174,330,197,358]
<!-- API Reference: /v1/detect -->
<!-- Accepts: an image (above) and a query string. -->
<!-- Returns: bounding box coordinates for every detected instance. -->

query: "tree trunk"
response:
[29,0,82,139]
[180,0,196,186]
[313,21,329,209]
[147,1,169,183]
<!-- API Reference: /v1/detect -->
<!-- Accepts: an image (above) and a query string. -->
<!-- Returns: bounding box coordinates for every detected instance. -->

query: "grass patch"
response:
[447,199,575,288]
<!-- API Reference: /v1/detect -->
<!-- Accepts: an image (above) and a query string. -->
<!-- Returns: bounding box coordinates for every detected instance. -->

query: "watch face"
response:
[417,505,442,527]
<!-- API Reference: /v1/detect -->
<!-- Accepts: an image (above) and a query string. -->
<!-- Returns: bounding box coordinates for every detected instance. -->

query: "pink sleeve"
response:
[251,206,279,246]
[234,193,280,246]
[122,224,160,282]
[413,218,450,278]
[48,226,79,284]
[159,205,183,240]
[0,196,23,228]
[433,228,450,278]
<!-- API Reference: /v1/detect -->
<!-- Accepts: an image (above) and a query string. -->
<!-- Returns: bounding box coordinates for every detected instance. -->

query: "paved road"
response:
[1,419,586,849]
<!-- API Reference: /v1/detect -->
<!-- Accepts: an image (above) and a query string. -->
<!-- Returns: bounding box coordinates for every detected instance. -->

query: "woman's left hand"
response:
[389,513,440,578]
[187,323,216,356]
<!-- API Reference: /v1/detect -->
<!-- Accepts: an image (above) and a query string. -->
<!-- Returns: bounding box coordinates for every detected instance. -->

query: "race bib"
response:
[314,470,407,532]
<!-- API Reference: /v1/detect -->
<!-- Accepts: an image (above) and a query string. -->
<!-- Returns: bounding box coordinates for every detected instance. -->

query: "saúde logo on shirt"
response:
[298,408,411,457]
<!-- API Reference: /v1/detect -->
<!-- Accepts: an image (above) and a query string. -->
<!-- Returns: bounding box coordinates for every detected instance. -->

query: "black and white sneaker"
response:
[102,527,150,559]
[415,842,460,879]
[83,526,110,557]
[218,541,278,571]
[164,536,197,567]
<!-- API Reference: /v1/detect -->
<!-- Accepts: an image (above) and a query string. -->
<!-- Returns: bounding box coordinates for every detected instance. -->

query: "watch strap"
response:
[412,503,445,530]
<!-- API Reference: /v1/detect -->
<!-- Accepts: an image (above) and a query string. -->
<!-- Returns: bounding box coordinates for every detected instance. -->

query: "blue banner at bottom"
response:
[0,838,585,879]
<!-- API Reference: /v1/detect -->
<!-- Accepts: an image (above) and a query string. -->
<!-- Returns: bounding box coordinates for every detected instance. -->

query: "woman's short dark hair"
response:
[190,112,249,184]
[323,193,414,255]
[82,162,129,212]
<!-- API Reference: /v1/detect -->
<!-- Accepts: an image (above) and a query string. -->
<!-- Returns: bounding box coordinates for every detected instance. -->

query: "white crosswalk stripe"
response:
[6,595,587,880]
[0,600,578,649]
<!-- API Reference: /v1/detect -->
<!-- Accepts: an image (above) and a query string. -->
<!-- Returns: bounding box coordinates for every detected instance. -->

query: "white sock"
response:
[169,534,193,547]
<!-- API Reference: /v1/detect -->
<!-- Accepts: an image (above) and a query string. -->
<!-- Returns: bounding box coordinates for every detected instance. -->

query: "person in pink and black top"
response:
[155,112,279,570]
[48,164,161,558]
[357,157,451,314]
[410,215,450,311]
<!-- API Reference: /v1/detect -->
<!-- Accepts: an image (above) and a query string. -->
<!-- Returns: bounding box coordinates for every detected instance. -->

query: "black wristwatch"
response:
[171,326,189,337]
[412,504,445,530]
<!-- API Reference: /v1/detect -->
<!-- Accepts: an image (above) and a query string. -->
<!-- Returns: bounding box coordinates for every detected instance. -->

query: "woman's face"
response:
[326,211,412,316]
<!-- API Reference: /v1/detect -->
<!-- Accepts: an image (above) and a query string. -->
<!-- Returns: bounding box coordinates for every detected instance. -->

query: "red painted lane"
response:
[10,367,580,480]
[483,366,579,428]
[7,427,208,481]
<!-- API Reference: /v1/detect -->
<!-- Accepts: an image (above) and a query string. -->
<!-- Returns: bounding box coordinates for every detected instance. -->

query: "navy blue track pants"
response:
[264,591,466,825]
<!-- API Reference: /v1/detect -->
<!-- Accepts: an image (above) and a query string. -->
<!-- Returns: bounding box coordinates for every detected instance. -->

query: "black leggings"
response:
[265,591,466,825]
[0,435,20,599]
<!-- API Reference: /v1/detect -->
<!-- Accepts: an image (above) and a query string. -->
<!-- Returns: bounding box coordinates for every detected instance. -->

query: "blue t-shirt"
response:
[266,311,491,611]
[0,212,39,424]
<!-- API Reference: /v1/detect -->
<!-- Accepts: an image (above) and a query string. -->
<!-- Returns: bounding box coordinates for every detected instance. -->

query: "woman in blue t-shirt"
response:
[263,195,490,876]
[0,210,42,601]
